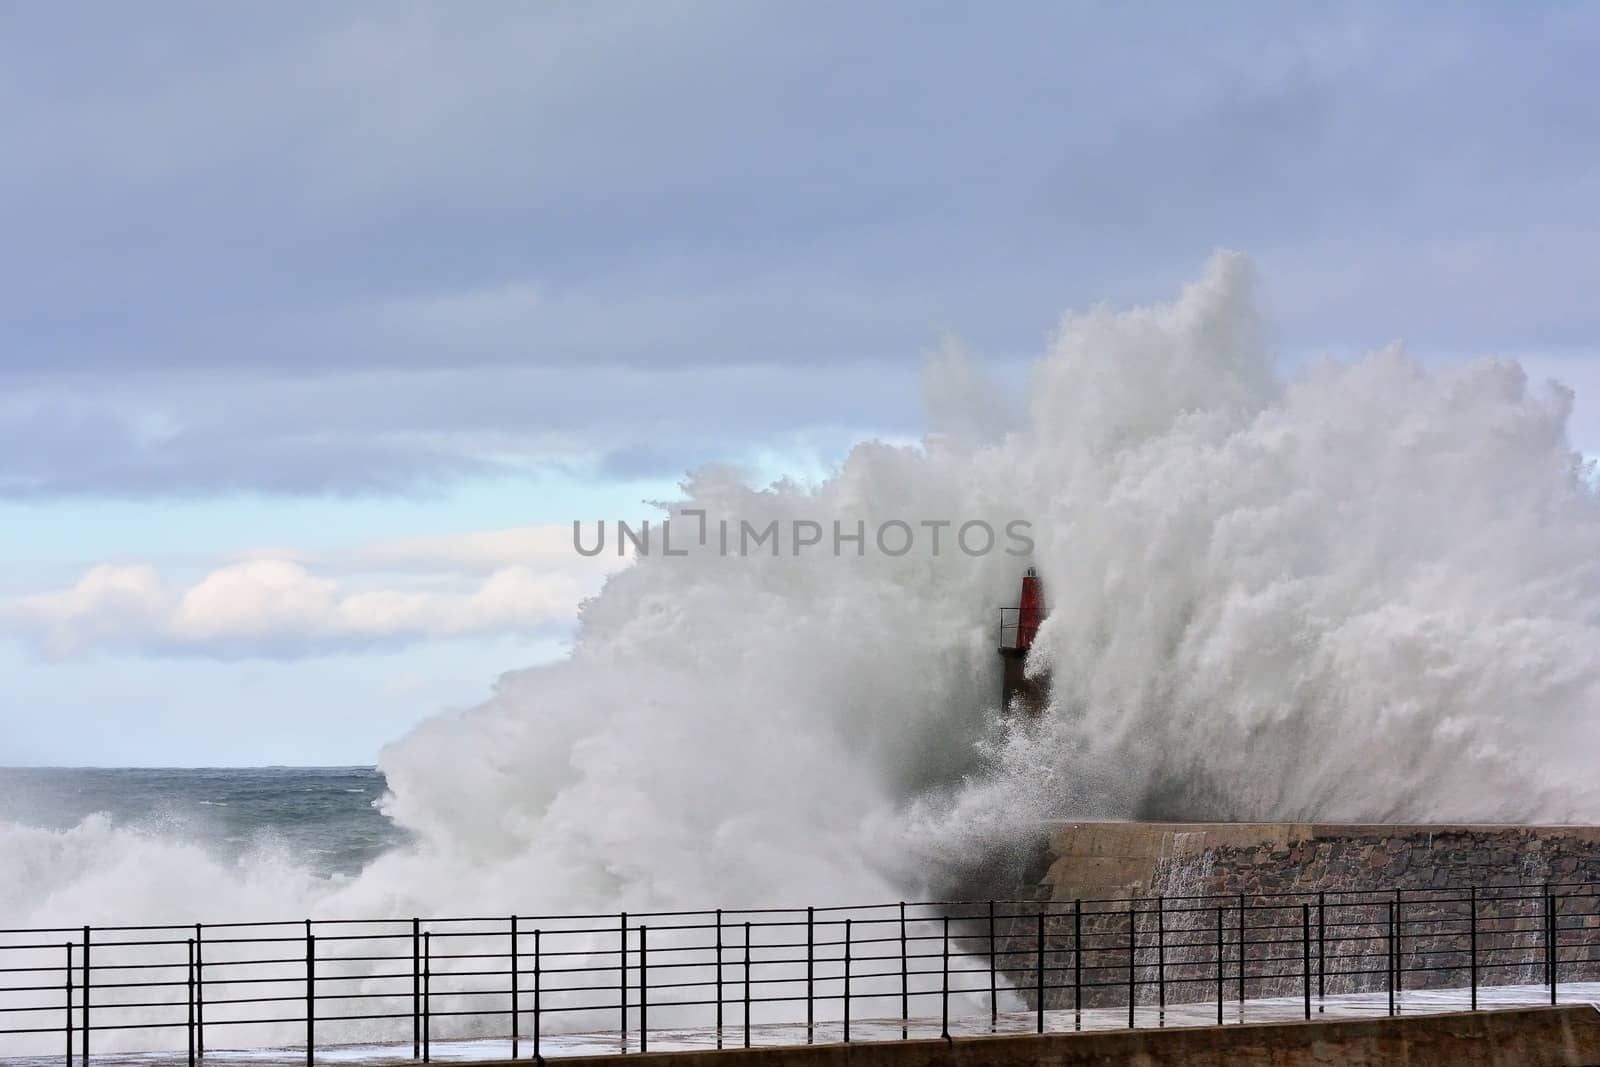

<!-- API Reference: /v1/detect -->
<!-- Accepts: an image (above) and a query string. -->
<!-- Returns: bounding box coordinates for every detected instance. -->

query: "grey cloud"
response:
[0,395,503,498]
[3,2,1600,497]
[595,445,712,483]
[4,4,1599,374]
[0,360,932,496]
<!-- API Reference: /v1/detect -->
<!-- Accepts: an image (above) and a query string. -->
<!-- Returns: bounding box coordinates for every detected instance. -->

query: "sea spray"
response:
[5,252,1600,1051]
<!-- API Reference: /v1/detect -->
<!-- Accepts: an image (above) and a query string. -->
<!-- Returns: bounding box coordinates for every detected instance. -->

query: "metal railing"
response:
[997,607,1021,650]
[4,880,1599,1063]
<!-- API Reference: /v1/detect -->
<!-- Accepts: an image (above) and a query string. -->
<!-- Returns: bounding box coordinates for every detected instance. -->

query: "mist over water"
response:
[7,250,1600,938]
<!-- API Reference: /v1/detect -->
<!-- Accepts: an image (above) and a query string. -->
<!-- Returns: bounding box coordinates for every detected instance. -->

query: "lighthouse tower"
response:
[997,567,1048,713]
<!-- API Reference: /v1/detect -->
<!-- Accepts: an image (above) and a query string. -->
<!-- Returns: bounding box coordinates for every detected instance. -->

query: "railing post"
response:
[306,928,315,1067]
[1157,895,1165,1020]
[511,916,519,1060]
[1237,894,1245,1007]
[1469,887,1478,1011]
[187,938,196,1067]
[941,915,950,1040]
[715,909,723,1050]
[1073,899,1082,1030]
[419,921,425,1062]
[898,902,907,1040]
[423,931,432,1063]
[640,925,648,1053]
[1035,908,1044,1034]
[1394,890,1403,997]
[1214,907,1223,1026]
[1301,904,1311,1021]
[1543,881,1552,1000]
[808,906,816,1044]
[1127,899,1136,1030]
[1386,901,1394,1017]
[1316,893,1325,1012]
[988,900,997,1029]
[842,918,851,1044]
[65,941,73,1067]
[81,925,89,1065]
[533,929,542,1065]
[619,912,628,1048]
[194,924,205,1058]
[1549,892,1558,1005]
[743,921,751,1050]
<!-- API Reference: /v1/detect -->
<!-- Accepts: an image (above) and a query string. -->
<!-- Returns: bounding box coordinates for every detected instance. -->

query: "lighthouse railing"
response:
[997,607,1022,651]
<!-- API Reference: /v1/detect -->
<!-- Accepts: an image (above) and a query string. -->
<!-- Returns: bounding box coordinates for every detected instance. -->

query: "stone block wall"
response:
[986,823,1600,1009]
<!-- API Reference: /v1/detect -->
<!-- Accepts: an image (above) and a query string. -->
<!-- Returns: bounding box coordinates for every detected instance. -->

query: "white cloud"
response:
[17,564,167,655]
[7,525,631,660]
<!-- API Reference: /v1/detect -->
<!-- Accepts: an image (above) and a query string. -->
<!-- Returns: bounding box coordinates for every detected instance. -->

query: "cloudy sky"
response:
[4,2,1598,765]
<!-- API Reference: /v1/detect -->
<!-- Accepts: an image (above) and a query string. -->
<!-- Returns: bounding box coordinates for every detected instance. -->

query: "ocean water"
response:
[0,766,403,877]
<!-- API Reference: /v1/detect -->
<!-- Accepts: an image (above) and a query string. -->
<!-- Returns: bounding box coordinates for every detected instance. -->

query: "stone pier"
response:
[985,822,1600,1008]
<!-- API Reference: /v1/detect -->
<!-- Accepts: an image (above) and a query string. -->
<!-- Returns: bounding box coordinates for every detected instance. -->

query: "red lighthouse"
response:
[998,567,1048,713]
[1014,567,1044,651]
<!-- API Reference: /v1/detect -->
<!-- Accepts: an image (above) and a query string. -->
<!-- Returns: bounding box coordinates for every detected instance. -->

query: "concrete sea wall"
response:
[983,823,1600,1007]
[1033,822,1600,902]
[461,1007,1600,1067]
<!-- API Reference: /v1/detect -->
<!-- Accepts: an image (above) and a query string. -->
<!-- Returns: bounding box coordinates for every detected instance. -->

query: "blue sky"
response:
[3,2,1599,765]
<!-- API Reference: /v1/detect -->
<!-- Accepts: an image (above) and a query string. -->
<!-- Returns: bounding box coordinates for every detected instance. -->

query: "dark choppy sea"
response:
[0,766,406,876]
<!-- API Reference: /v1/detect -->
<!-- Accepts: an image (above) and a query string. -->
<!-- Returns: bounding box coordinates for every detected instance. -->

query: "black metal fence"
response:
[4,881,1599,1063]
